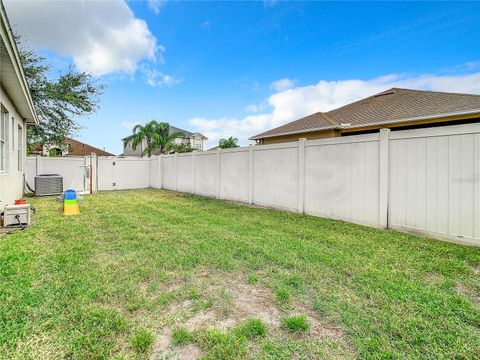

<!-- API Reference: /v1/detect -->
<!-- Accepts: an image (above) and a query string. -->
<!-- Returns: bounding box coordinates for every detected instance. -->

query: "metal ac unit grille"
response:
[35,174,63,196]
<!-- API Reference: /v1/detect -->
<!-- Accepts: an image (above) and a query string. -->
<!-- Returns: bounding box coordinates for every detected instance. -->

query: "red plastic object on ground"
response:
[15,199,26,205]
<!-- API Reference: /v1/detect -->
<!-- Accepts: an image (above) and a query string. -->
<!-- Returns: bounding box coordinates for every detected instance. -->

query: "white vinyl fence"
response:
[27,123,480,246]
[26,156,93,194]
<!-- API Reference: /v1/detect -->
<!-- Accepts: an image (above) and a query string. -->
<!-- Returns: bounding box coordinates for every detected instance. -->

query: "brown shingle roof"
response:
[251,112,337,140]
[30,137,114,156]
[250,88,480,140]
[64,137,114,156]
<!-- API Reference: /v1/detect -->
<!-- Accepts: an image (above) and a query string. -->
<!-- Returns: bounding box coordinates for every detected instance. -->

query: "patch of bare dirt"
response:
[150,272,345,359]
[470,265,480,275]
[425,273,443,284]
[455,283,480,307]
[184,279,283,331]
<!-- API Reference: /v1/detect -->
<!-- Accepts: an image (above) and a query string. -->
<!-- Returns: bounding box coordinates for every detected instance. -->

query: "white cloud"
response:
[148,0,167,15]
[245,103,265,113]
[121,121,140,130]
[190,115,272,148]
[5,0,160,76]
[271,78,295,92]
[190,71,480,148]
[142,66,182,87]
[201,21,211,29]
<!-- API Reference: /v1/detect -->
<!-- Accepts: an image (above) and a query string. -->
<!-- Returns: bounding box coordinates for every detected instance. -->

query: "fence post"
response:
[35,154,41,175]
[248,144,254,204]
[90,153,98,194]
[297,138,306,214]
[158,155,163,189]
[216,148,221,198]
[379,128,390,229]
[192,151,196,194]
[174,152,178,192]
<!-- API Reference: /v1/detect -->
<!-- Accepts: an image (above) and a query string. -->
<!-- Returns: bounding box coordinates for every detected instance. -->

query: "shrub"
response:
[281,314,310,333]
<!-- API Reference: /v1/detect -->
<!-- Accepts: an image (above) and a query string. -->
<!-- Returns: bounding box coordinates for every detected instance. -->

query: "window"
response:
[18,124,23,172]
[0,108,7,172]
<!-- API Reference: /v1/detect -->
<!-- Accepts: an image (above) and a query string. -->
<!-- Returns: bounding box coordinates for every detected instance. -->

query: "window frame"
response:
[18,124,23,172]
[11,117,15,151]
[0,107,8,173]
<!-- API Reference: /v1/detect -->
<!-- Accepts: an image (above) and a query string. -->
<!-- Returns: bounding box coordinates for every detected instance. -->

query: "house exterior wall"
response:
[259,129,340,144]
[0,86,27,211]
[189,137,206,150]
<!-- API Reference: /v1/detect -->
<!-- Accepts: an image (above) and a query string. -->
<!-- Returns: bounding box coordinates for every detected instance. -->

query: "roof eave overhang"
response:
[0,3,39,124]
[249,125,337,140]
[250,109,480,140]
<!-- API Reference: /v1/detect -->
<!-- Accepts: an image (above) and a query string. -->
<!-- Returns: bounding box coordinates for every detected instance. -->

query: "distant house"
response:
[122,125,208,156]
[30,137,114,157]
[250,88,480,144]
[1,4,39,210]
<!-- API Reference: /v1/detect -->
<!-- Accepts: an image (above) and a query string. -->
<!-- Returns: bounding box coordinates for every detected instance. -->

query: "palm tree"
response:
[218,136,239,149]
[123,121,184,157]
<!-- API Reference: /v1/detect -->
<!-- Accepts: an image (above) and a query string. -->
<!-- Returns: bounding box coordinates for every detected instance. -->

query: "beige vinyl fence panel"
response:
[388,125,480,245]
[253,144,299,212]
[304,136,381,227]
[177,154,194,192]
[195,152,217,197]
[162,155,176,190]
[219,148,249,202]
[149,156,159,188]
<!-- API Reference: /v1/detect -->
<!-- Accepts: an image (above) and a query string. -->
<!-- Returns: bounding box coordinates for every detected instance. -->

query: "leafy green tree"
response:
[218,136,239,149]
[17,35,104,146]
[123,121,184,157]
[171,142,193,153]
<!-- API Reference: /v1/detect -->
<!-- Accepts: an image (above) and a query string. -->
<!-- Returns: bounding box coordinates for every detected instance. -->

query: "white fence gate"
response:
[27,123,480,246]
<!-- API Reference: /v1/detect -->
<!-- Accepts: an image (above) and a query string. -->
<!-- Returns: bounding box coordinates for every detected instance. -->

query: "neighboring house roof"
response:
[250,88,480,140]
[162,126,208,140]
[169,125,193,138]
[32,137,114,156]
[0,2,38,124]
[189,132,208,140]
[64,137,114,156]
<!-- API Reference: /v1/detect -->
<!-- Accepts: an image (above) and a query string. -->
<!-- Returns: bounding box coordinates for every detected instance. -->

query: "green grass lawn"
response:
[1,189,479,359]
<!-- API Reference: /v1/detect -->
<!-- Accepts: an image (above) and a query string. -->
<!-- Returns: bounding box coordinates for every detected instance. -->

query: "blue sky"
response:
[4,1,480,154]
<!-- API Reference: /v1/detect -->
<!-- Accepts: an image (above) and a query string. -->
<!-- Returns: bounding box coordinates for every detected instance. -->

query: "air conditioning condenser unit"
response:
[35,174,63,196]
